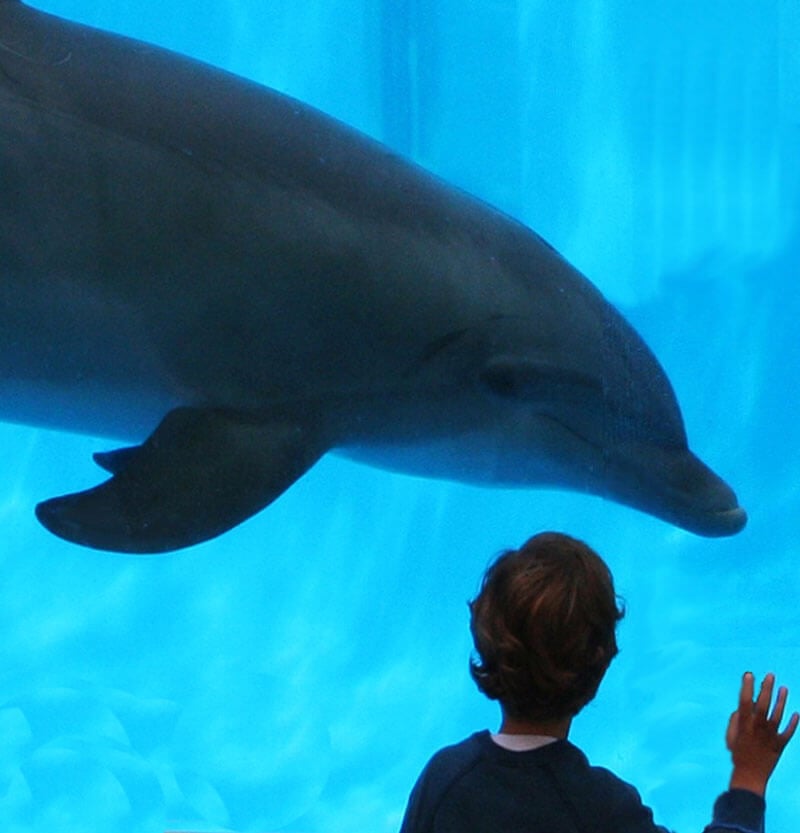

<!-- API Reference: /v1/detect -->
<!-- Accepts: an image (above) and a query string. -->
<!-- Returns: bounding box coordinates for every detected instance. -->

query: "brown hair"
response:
[469,531,624,722]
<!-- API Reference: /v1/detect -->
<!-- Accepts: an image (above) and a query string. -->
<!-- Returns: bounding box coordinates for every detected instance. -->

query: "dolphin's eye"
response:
[480,357,602,406]
[480,362,521,397]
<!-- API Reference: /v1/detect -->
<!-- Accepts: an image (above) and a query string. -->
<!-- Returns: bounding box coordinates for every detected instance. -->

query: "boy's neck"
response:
[499,713,572,739]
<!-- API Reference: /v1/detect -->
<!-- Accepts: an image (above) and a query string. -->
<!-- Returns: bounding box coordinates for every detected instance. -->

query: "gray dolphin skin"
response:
[0,0,746,552]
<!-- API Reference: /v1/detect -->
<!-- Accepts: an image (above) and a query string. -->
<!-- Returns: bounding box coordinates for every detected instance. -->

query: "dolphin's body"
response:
[0,0,746,552]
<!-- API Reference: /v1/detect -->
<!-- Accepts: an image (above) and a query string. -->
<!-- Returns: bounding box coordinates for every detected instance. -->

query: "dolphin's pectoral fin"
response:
[480,357,602,405]
[35,407,326,554]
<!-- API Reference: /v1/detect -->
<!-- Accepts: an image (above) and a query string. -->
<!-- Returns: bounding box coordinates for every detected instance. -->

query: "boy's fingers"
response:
[779,712,800,747]
[739,672,755,711]
[725,712,739,750]
[754,673,775,717]
[769,686,788,725]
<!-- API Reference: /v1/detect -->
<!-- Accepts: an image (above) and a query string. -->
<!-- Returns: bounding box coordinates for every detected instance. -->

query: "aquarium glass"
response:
[1,0,799,831]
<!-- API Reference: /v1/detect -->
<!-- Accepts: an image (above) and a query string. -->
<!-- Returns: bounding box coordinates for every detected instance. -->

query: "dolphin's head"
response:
[426,261,747,537]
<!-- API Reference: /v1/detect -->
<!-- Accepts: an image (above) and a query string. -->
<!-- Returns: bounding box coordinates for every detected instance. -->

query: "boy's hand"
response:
[726,672,799,797]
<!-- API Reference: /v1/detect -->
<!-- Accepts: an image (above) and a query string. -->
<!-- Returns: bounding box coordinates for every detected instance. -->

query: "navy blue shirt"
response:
[399,731,765,833]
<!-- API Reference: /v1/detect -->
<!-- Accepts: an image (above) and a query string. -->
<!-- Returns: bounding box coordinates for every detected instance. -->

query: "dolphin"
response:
[0,0,746,553]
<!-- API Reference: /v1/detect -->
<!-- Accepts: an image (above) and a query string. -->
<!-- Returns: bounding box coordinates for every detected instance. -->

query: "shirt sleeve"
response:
[398,773,430,833]
[702,789,765,833]
[590,770,765,833]
[591,773,673,833]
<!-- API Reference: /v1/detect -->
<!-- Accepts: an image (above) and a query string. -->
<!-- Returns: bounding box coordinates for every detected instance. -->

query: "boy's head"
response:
[469,531,624,723]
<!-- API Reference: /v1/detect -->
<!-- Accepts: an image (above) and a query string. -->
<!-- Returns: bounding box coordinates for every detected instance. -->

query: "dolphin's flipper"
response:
[35,408,326,553]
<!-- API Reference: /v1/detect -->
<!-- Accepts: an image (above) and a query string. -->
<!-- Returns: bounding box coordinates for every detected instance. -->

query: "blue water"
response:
[1,0,799,831]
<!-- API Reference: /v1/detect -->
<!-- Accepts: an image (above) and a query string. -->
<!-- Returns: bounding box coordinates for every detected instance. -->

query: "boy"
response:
[399,532,797,832]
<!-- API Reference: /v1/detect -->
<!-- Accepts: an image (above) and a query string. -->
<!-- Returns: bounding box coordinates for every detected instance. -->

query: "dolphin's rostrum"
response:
[0,0,746,552]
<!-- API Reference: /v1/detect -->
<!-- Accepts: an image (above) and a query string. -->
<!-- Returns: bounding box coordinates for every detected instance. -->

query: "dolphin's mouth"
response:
[538,415,747,537]
[602,441,747,537]
[702,505,748,536]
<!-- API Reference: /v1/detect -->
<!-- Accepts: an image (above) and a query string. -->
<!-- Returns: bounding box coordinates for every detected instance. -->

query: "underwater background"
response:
[1,0,799,831]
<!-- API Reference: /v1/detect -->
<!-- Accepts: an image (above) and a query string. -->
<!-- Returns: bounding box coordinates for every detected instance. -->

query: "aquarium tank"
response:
[1,0,798,831]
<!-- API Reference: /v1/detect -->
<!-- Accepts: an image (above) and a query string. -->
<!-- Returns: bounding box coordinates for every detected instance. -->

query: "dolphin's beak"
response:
[607,443,747,537]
